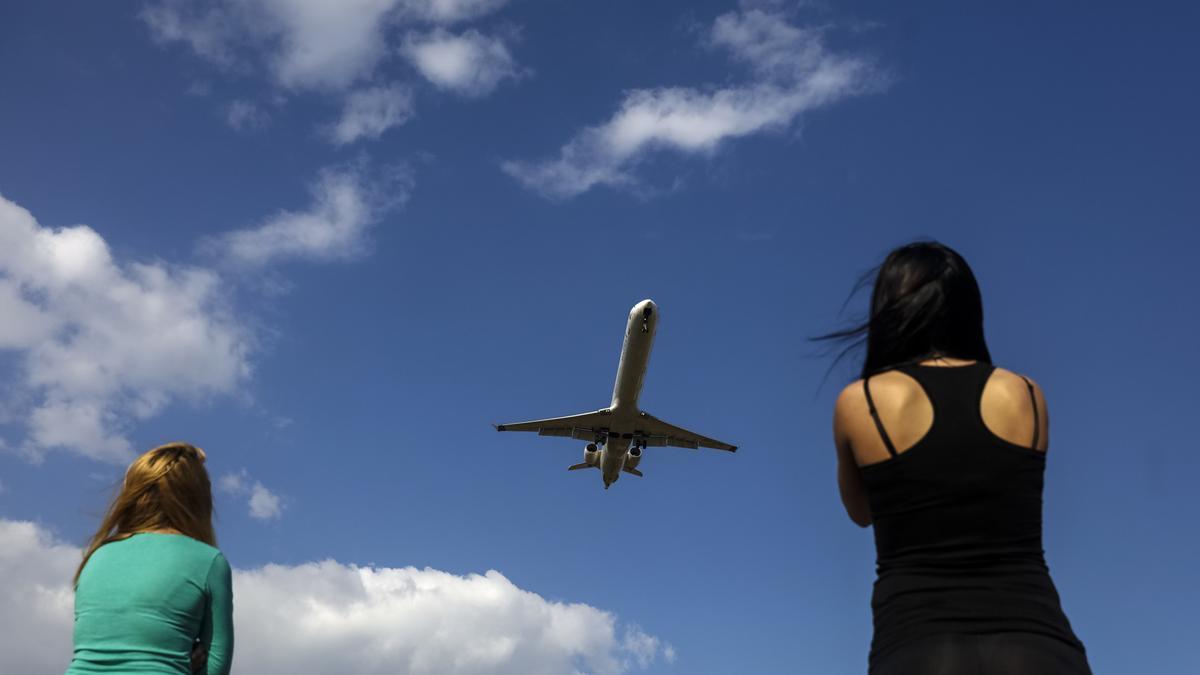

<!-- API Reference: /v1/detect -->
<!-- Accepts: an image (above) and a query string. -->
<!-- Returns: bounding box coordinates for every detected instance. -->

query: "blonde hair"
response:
[74,442,216,586]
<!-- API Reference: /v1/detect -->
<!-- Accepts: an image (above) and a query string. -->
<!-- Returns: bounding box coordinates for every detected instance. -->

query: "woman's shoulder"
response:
[987,365,1046,400]
[834,369,923,413]
[165,534,225,561]
[117,532,225,563]
[82,535,228,589]
[834,363,1047,419]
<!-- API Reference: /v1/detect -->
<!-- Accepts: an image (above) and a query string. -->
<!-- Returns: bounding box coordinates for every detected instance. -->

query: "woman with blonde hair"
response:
[66,442,233,675]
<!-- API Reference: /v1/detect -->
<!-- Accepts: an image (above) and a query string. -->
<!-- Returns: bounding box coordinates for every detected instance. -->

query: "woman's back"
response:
[858,362,1050,572]
[840,361,1090,674]
[67,533,233,675]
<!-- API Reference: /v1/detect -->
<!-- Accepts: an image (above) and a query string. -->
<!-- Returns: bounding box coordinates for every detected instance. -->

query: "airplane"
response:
[494,299,737,489]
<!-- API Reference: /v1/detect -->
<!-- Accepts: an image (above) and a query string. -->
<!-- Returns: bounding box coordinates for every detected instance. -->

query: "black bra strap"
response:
[1020,376,1040,449]
[863,377,898,457]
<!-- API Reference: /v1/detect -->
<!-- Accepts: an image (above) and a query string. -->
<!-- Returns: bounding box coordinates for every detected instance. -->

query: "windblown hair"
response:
[812,239,993,379]
[74,442,215,586]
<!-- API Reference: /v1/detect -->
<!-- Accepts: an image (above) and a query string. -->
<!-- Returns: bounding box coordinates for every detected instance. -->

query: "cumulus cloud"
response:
[0,194,251,462]
[141,0,514,92]
[0,518,674,675]
[225,99,270,130]
[402,29,522,97]
[247,483,283,520]
[206,162,413,266]
[0,520,81,674]
[328,84,415,144]
[1,159,413,460]
[234,562,672,675]
[253,0,401,91]
[219,468,285,520]
[502,8,881,199]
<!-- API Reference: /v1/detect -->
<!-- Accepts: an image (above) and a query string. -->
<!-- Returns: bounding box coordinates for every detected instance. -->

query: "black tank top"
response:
[857,361,1087,666]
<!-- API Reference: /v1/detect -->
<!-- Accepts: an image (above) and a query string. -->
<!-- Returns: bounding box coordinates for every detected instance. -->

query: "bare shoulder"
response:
[835,370,933,464]
[835,379,866,417]
[989,367,1049,407]
[833,371,925,436]
[836,371,924,411]
[984,366,1050,451]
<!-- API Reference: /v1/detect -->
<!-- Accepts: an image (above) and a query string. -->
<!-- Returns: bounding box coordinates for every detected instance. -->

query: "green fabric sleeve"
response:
[204,552,234,675]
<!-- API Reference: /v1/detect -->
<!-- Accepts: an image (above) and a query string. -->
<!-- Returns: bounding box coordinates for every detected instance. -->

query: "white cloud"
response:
[248,483,283,520]
[397,0,510,23]
[141,0,513,92]
[0,518,674,675]
[0,194,252,462]
[218,469,247,493]
[402,29,522,97]
[503,9,881,199]
[225,99,270,130]
[207,162,413,266]
[254,0,401,91]
[0,520,80,674]
[621,626,675,669]
[220,468,285,520]
[710,7,830,80]
[233,562,669,675]
[1,160,411,460]
[141,0,239,67]
[328,84,415,145]
[141,1,519,142]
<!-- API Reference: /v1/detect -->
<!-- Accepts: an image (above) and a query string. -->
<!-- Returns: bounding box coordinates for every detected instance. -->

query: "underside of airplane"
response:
[495,299,736,489]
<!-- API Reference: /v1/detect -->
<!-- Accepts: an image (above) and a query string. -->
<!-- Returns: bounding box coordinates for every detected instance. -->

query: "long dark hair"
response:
[812,239,992,380]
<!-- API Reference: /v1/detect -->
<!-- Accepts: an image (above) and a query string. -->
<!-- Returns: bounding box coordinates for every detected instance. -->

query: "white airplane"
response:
[495,299,737,489]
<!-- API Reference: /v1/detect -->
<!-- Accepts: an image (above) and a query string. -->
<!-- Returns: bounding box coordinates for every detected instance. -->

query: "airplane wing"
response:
[494,409,614,440]
[633,411,738,452]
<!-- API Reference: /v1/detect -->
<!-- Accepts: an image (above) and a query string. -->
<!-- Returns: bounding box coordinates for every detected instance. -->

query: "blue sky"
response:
[1,1,1198,673]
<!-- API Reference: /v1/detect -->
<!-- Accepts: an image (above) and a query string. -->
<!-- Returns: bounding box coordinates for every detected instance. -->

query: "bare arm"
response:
[834,385,872,527]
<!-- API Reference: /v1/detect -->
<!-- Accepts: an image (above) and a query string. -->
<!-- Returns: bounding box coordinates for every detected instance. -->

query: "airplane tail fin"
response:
[623,467,643,477]
[567,463,597,471]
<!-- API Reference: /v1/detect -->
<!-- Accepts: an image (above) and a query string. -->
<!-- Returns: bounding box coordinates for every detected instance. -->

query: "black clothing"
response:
[858,362,1090,674]
[869,632,1092,675]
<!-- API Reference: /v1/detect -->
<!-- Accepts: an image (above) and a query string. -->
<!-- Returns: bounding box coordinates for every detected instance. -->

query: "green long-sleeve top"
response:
[66,533,234,675]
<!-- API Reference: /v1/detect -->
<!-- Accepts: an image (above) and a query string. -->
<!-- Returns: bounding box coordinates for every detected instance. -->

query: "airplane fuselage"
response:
[598,299,657,487]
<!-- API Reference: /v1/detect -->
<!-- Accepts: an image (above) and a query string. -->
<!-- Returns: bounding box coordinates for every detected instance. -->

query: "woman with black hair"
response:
[817,241,1091,675]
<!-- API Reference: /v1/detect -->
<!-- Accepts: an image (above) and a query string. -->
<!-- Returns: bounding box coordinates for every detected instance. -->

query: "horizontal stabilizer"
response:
[567,463,597,471]
[623,467,643,477]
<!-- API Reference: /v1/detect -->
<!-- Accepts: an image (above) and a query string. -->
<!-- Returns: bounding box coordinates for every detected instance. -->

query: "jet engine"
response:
[625,446,642,470]
[584,443,602,466]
